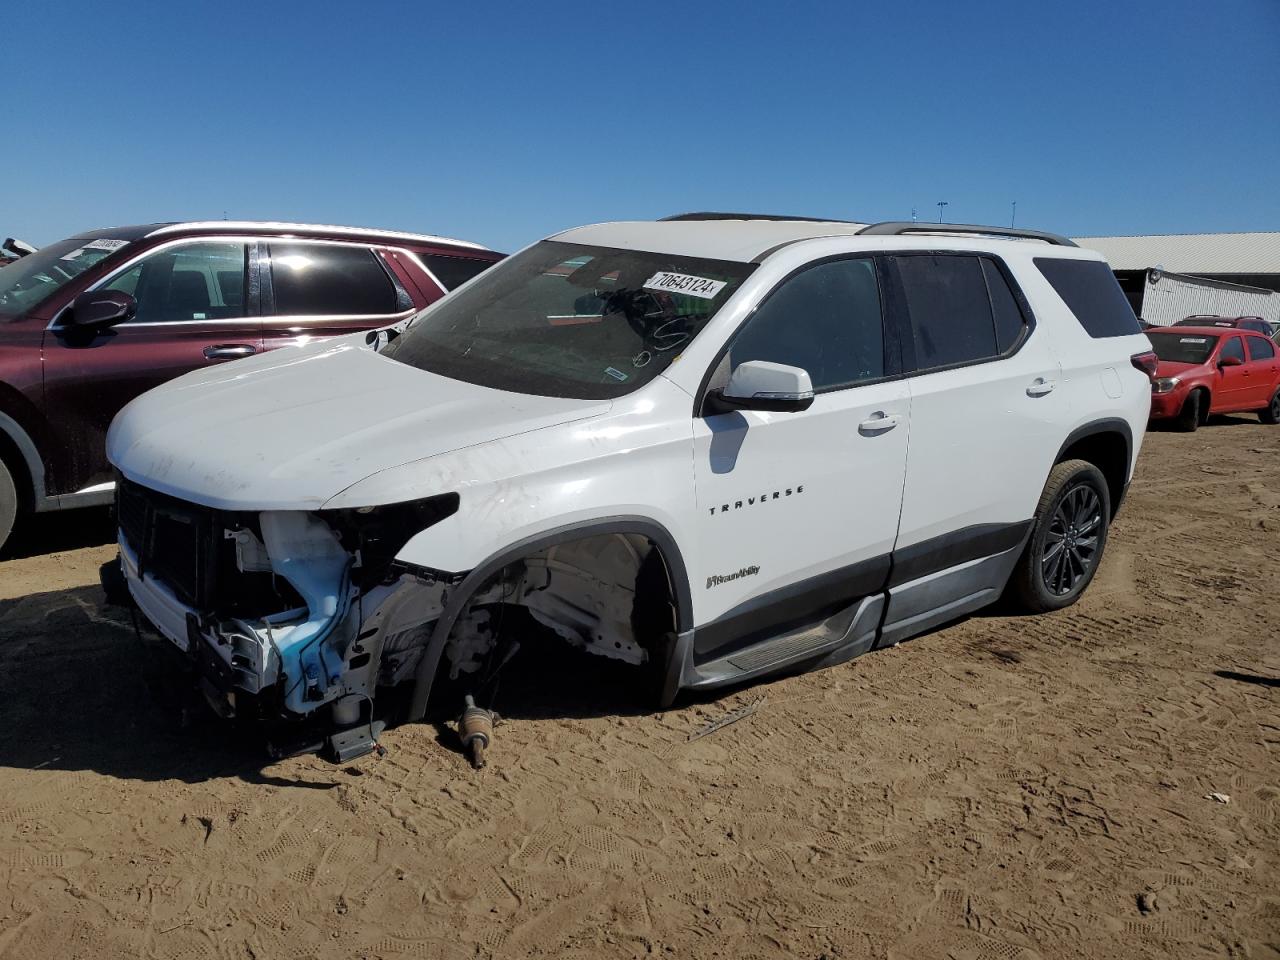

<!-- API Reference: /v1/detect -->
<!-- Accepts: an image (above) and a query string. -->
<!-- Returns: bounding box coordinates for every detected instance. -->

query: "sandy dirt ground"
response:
[0,420,1277,960]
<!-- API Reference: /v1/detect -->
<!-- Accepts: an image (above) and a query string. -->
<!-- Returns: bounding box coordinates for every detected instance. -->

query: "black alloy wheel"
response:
[1041,483,1103,596]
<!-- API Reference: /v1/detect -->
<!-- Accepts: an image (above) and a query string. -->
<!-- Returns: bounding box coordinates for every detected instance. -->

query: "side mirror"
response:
[708,360,815,414]
[2,237,37,258]
[1218,354,1243,368]
[68,290,136,328]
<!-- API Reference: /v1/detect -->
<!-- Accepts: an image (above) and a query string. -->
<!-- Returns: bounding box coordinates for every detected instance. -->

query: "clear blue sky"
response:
[5,0,1278,252]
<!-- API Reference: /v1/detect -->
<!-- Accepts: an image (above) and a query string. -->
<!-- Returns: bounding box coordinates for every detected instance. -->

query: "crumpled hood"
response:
[107,338,612,510]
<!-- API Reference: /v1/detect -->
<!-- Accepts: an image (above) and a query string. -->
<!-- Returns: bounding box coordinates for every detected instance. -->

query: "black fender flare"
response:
[406,515,693,721]
[1052,417,1134,516]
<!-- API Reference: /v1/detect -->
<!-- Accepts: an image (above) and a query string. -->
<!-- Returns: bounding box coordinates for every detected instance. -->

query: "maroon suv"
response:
[0,221,502,550]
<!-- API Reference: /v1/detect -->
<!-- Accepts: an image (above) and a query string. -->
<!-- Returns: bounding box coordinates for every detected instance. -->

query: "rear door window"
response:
[268,243,399,316]
[1247,336,1275,361]
[1034,258,1141,338]
[982,259,1029,353]
[895,255,998,369]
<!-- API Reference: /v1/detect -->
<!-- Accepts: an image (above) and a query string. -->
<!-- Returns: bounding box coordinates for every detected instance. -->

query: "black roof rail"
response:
[857,221,1077,247]
[661,211,855,223]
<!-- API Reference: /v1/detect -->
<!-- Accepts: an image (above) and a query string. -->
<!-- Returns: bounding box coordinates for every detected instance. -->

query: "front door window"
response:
[104,242,248,323]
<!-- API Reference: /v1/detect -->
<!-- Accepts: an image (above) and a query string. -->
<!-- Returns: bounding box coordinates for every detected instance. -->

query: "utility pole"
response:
[1011,201,1017,228]
[937,201,948,223]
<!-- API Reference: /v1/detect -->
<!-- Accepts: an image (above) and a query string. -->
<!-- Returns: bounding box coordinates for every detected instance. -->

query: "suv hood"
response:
[107,338,612,510]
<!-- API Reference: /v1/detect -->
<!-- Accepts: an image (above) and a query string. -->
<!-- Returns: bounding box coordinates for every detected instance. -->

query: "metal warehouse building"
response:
[1073,232,1280,327]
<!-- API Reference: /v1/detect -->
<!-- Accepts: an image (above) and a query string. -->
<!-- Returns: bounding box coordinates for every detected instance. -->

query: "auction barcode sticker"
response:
[643,271,727,300]
[1180,337,1208,343]
[83,238,129,252]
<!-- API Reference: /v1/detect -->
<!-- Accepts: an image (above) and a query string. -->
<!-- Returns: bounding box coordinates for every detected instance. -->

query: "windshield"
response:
[1149,332,1219,364]
[0,237,131,317]
[381,240,756,399]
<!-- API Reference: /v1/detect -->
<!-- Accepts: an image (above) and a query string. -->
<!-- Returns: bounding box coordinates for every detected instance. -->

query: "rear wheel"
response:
[1174,390,1203,432]
[1009,459,1111,614]
[0,459,17,554]
[1260,389,1280,425]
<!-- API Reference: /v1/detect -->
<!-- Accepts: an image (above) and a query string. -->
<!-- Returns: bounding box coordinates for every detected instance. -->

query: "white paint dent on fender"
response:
[332,375,698,582]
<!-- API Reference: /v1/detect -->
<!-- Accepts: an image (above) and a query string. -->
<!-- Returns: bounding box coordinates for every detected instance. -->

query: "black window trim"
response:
[262,238,413,320]
[886,249,1037,378]
[694,253,903,417]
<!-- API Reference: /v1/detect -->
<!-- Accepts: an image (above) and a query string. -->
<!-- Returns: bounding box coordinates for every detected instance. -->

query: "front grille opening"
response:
[148,507,205,607]
[118,477,306,619]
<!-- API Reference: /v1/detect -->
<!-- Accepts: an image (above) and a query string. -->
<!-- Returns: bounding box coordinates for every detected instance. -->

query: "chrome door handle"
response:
[858,412,900,434]
[1026,378,1056,397]
[204,344,257,360]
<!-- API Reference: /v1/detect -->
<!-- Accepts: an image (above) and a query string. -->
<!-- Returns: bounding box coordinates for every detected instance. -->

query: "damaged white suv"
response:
[106,214,1154,759]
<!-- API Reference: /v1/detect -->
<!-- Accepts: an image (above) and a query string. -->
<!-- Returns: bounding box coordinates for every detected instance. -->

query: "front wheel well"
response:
[1187,386,1211,423]
[419,531,683,717]
[0,429,34,512]
[1056,429,1128,517]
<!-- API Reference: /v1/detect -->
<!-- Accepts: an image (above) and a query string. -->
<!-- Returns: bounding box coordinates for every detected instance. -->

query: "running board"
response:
[683,594,884,691]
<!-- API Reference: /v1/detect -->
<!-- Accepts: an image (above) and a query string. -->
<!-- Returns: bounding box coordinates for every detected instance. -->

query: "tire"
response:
[0,458,18,555]
[1260,389,1280,425]
[1174,390,1203,432]
[100,556,132,606]
[1008,459,1111,614]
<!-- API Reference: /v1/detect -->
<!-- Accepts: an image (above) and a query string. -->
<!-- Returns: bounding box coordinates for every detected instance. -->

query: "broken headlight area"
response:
[117,478,459,735]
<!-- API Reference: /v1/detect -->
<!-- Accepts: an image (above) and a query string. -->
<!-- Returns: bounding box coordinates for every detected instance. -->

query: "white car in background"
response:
[105,213,1154,760]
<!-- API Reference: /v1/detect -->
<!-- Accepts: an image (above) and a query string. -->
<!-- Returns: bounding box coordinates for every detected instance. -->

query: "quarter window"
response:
[268,243,398,316]
[895,255,999,369]
[419,254,496,291]
[1220,336,1245,364]
[1034,257,1142,338]
[728,258,884,391]
[1247,336,1275,361]
[104,241,248,323]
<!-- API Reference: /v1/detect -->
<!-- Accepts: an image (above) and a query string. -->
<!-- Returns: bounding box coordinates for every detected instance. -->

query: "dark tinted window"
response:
[983,258,1028,352]
[1035,258,1141,338]
[1220,336,1245,364]
[104,241,247,323]
[1247,336,1275,360]
[729,258,883,390]
[1148,332,1218,364]
[1239,319,1272,336]
[269,243,397,316]
[420,254,496,291]
[896,255,997,368]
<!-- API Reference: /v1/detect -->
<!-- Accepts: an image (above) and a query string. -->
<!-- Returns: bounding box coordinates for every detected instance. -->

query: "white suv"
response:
[106,214,1154,759]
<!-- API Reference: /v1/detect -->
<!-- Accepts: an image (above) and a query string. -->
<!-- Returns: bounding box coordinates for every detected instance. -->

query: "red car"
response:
[0,221,502,550]
[1147,325,1280,430]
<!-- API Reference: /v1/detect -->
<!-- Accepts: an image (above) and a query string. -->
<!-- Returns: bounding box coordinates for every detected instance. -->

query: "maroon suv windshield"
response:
[0,237,131,318]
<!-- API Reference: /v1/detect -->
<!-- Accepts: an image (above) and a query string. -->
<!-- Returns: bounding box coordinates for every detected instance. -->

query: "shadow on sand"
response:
[0,582,680,783]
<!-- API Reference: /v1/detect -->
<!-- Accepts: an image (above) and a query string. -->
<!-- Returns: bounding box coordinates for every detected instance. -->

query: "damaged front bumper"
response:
[116,477,458,734]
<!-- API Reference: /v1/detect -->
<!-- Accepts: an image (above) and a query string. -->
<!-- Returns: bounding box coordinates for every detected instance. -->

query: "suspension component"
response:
[457,695,497,769]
